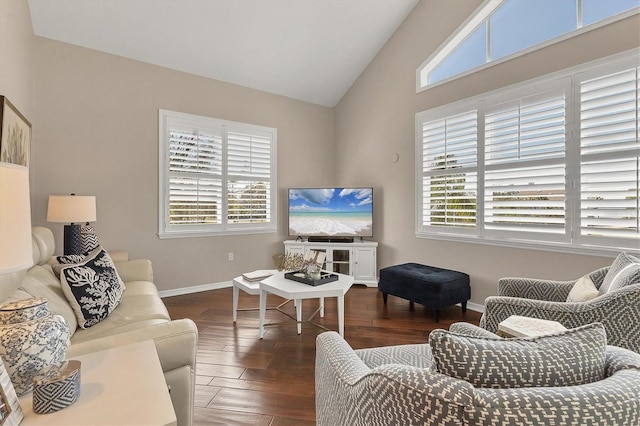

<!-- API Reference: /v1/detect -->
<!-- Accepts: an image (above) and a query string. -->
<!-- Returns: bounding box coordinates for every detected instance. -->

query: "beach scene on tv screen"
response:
[289,188,373,236]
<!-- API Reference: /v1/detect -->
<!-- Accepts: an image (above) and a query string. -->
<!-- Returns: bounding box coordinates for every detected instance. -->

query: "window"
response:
[416,51,639,254]
[418,0,640,89]
[159,110,277,238]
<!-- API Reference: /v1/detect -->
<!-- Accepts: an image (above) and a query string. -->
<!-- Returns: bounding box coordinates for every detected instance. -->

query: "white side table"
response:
[498,315,567,338]
[232,270,289,322]
[19,340,176,426]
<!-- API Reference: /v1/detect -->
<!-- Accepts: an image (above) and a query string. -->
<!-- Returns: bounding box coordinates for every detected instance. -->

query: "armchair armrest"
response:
[498,277,576,301]
[67,318,198,373]
[315,331,474,426]
[114,259,153,283]
[482,284,640,352]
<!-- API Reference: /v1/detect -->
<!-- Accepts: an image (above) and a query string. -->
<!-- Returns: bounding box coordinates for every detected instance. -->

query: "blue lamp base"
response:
[63,224,82,255]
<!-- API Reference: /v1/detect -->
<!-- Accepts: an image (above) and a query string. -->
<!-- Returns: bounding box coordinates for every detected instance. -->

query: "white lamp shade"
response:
[47,195,97,223]
[0,163,33,274]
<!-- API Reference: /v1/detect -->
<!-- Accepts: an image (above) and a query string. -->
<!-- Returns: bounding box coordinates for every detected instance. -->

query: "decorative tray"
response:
[284,271,339,286]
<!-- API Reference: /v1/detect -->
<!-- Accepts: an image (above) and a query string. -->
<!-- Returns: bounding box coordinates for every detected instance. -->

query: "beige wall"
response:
[335,0,640,306]
[32,37,335,292]
[4,0,638,303]
[0,0,33,119]
[0,0,37,227]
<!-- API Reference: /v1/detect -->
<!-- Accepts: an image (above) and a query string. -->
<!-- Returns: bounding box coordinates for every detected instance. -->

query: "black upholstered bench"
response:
[379,263,470,322]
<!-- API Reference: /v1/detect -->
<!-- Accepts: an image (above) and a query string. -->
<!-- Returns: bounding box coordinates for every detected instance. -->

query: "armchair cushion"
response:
[566,274,599,302]
[600,252,640,295]
[429,323,607,389]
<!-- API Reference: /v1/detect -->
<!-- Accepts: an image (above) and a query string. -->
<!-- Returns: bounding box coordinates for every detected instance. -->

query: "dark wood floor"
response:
[163,285,482,425]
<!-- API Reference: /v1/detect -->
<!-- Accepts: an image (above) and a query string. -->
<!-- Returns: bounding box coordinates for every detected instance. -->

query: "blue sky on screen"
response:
[429,0,639,85]
[289,188,373,213]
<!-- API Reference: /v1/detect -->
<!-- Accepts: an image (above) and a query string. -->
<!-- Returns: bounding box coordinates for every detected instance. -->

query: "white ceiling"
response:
[28,0,419,107]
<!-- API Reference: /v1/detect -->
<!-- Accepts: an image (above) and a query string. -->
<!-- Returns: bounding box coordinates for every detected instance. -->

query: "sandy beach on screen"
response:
[290,217,372,236]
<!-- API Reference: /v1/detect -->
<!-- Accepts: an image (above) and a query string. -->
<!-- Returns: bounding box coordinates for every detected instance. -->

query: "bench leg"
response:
[409,301,414,310]
[382,293,388,304]
[462,301,467,313]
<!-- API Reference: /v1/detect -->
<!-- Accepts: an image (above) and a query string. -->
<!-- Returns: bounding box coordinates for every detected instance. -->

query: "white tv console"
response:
[284,239,378,287]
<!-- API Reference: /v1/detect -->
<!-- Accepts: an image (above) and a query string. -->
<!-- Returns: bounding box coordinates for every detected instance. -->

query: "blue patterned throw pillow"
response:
[58,246,125,328]
[429,323,607,389]
[56,254,86,264]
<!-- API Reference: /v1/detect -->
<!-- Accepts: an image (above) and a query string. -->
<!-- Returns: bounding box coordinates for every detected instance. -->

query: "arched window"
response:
[418,0,639,90]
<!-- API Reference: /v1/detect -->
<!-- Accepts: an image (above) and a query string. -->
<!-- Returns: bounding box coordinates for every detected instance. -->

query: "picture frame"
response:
[0,358,23,426]
[0,96,31,167]
[302,249,326,270]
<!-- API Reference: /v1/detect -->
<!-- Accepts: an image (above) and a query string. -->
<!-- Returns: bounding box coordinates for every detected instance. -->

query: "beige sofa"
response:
[0,227,198,426]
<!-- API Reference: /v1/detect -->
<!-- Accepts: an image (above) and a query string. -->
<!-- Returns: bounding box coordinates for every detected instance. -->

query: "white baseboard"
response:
[159,281,232,298]
[464,301,485,314]
[159,282,487,315]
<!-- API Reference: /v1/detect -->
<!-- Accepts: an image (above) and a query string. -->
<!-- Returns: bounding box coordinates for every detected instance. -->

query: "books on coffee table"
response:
[242,270,274,282]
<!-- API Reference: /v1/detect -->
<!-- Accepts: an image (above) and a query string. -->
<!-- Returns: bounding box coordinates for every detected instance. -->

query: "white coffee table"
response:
[258,271,354,338]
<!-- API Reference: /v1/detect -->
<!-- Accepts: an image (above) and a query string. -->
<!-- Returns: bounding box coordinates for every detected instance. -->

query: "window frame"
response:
[417,0,640,91]
[415,50,640,257]
[158,109,277,239]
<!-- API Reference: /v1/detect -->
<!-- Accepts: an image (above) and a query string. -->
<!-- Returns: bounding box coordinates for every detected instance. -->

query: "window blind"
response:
[168,127,223,225]
[159,110,277,237]
[580,67,640,241]
[420,110,478,229]
[484,91,566,235]
[416,51,639,252]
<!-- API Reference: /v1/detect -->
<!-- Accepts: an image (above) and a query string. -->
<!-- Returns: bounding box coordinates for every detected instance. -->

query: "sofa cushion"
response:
[70,291,171,344]
[19,265,78,334]
[59,247,125,329]
[429,323,607,388]
[599,252,640,295]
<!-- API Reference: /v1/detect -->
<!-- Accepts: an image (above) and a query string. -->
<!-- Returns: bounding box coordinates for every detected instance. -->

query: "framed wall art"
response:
[0,96,31,167]
[0,358,23,426]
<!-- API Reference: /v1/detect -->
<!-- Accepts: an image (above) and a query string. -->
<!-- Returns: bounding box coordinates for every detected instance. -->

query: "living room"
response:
[1,0,639,424]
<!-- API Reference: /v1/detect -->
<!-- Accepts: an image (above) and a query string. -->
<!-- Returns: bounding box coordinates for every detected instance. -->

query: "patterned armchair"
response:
[480,264,640,352]
[315,324,640,426]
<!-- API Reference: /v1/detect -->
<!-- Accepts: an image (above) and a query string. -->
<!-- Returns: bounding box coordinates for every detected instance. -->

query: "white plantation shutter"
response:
[168,126,223,225]
[484,90,567,237]
[159,110,277,238]
[579,67,640,246]
[417,52,639,253]
[420,110,478,231]
[227,131,273,224]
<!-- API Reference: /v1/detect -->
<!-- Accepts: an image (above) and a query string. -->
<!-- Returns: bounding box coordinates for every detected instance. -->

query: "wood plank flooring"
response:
[163,284,482,425]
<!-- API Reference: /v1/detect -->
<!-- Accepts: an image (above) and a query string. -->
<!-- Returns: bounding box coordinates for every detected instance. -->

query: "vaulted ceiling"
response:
[28,0,419,107]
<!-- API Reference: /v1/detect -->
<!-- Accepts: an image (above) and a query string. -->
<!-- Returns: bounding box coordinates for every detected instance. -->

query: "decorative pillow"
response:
[599,252,640,295]
[566,274,599,302]
[429,323,607,389]
[58,246,125,329]
[81,224,100,255]
[56,255,86,265]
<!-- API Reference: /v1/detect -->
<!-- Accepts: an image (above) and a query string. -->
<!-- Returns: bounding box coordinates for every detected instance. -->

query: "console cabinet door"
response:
[353,246,377,283]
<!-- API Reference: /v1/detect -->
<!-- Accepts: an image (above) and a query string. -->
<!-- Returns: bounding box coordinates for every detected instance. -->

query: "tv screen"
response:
[288,188,373,238]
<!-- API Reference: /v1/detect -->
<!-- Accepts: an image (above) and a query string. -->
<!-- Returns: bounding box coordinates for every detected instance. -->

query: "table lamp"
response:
[47,194,96,255]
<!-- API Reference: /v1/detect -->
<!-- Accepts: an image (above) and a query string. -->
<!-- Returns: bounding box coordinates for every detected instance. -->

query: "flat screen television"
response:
[288,187,373,239]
